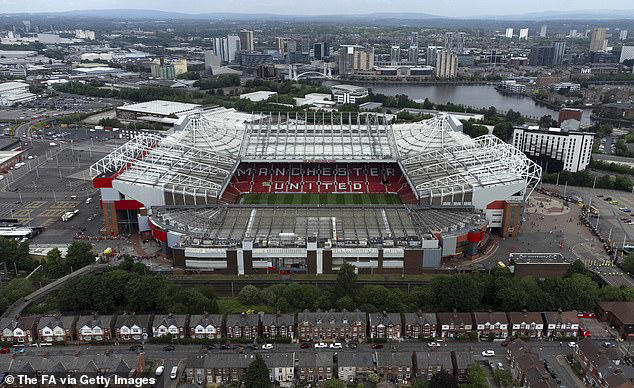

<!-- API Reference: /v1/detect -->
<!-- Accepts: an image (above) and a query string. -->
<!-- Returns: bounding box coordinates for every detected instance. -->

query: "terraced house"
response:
[260,312,295,340]
[403,312,437,339]
[37,315,76,343]
[472,311,509,339]
[369,312,402,340]
[113,314,151,342]
[152,314,187,339]
[507,311,544,338]
[226,313,259,339]
[75,314,113,343]
[189,314,224,339]
[297,309,367,342]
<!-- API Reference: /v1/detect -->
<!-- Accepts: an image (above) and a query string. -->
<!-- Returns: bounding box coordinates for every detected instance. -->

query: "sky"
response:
[0,0,633,17]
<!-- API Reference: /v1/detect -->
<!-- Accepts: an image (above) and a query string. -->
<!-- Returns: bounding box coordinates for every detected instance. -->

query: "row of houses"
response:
[0,309,584,345]
[0,312,292,345]
[185,349,479,386]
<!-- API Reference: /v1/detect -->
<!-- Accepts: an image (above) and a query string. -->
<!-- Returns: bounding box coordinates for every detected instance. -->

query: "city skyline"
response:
[1,0,634,18]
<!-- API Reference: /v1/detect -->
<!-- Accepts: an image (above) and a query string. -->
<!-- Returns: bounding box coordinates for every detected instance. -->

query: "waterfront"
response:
[325,82,593,124]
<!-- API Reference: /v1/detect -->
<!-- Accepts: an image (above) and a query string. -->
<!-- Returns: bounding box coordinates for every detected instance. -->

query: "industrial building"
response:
[0,81,36,106]
[512,125,594,173]
[115,100,201,122]
[90,111,541,274]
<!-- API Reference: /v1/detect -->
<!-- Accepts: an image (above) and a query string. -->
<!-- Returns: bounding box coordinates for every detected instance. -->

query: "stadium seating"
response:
[220,162,417,202]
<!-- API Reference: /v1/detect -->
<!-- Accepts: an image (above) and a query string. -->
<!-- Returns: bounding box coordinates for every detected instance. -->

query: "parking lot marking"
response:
[25,200,47,209]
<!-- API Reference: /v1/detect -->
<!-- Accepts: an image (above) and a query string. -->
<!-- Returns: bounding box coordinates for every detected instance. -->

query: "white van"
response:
[170,366,178,380]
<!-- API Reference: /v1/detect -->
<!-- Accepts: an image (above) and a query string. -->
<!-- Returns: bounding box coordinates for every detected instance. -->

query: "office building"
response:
[590,28,608,52]
[513,126,594,173]
[505,28,514,38]
[620,30,628,41]
[539,25,547,37]
[75,30,95,40]
[530,46,555,66]
[313,42,330,60]
[435,49,457,79]
[239,52,273,67]
[239,30,254,52]
[519,28,529,40]
[553,42,566,65]
[338,45,374,75]
[408,45,419,64]
[390,45,401,65]
[620,46,634,63]
[330,84,369,104]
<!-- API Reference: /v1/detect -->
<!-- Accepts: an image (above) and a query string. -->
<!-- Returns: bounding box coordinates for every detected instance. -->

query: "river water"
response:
[324,82,592,124]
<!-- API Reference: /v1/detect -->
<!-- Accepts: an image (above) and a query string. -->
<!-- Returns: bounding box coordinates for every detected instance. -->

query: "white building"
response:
[505,28,514,38]
[330,84,369,104]
[500,80,526,93]
[519,28,529,40]
[513,126,594,173]
[240,90,277,102]
[0,81,36,106]
[620,46,634,63]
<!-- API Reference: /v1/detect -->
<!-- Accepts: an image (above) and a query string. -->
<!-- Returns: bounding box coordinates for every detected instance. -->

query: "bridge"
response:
[289,63,333,81]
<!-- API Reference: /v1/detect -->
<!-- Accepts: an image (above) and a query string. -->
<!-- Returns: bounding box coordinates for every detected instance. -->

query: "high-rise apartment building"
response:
[553,42,566,65]
[204,50,221,73]
[505,28,514,38]
[313,42,330,60]
[620,30,628,41]
[445,32,454,52]
[338,45,374,75]
[410,31,418,46]
[435,49,457,79]
[390,45,401,65]
[275,37,286,54]
[214,35,241,63]
[540,25,548,37]
[519,28,529,40]
[408,46,419,64]
[239,30,254,52]
[426,46,441,66]
[590,28,608,52]
[457,32,466,54]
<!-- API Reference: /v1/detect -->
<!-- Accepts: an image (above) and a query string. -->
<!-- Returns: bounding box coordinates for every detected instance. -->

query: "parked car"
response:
[300,343,311,349]
[155,366,164,376]
[262,343,273,350]
[371,344,384,349]
[162,345,175,351]
[428,342,441,347]
[128,344,143,352]
[347,343,358,349]
[0,347,10,354]
[568,342,577,348]
[481,350,495,357]
[219,344,231,350]
[329,343,343,349]
[314,342,328,349]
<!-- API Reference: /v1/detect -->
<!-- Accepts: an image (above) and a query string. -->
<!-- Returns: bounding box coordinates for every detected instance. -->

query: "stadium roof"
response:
[151,205,487,248]
[239,112,397,161]
[91,111,541,204]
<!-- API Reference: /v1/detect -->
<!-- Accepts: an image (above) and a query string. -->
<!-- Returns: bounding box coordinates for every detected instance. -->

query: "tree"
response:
[44,248,66,278]
[367,373,379,384]
[322,379,346,388]
[429,370,458,388]
[464,364,488,388]
[623,254,634,274]
[65,241,95,272]
[244,354,272,388]
[492,121,513,142]
[335,263,358,299]
[239,285,260,305]
[335,296,355,311]
[493,369,513,388]
[411,378,429,388]
[566,259,589,277]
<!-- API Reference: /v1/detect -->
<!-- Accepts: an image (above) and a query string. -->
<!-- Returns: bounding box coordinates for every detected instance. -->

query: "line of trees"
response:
[542,169,633,192]
[237,262,632,314]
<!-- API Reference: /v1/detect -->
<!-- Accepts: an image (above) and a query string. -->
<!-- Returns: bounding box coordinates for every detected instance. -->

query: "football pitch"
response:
[240,193,402,205]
